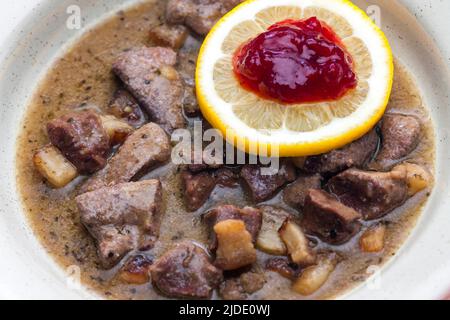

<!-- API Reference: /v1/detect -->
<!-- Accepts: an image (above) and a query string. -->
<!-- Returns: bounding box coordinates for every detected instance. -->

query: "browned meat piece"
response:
[181,167,240,211]
[327,166,409,220]
[239,271,266,294]
[302,189,362,245]
[241,162,297,202]
[219,278,246,300]
[219,271,266,300]
[214,168,240,188]
[112,47,185,133]
[266,258,301,280]
[177,52,199,117]
[204,205,262,250]
[76,180,163,268]
[82,123,171,192]
[149,24,189,49]
[181,171,217,211]
[166,0,243,35]
[47,110,110,174]
[118,255,153,284]
[150,241,223,299]
[375,114,421,167]
[298,129,379,174]
[188,148,223,173]
[283,174,322,208]
[108,88,147,128]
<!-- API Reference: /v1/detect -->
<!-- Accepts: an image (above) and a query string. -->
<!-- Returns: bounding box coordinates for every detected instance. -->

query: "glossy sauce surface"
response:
[233,17,357,104]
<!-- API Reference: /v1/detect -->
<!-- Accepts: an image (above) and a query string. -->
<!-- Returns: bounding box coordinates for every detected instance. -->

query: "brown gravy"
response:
[15,0,435,299]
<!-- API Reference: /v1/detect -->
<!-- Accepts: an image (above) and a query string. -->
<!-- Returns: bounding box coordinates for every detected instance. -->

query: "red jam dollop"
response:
[233,17,357,104]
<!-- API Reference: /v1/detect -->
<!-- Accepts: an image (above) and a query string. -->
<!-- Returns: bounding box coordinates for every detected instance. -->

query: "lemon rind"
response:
[196,0,394,157]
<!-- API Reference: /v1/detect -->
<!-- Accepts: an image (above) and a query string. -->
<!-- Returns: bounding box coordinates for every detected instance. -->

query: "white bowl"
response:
[0,0,449,300]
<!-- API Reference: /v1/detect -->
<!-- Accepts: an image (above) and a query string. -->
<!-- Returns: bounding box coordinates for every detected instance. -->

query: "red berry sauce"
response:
[233,17,357,104]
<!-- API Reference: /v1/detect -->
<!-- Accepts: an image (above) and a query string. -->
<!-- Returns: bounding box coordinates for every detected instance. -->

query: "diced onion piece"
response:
[160,65,179,81]
[292,254,337,296]
[359,224,386,253]
[33,145,78,188]
[100,115,133,145]
[397,163,432,197]
[279,220,316,266]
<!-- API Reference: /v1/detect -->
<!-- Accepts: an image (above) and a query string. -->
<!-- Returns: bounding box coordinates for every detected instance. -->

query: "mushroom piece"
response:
[292,254,338,296]
[279,219,316,266]
[256,206,291,255]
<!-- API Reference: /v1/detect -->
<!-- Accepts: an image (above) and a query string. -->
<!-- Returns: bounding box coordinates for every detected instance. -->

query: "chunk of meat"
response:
[375,114,421,167]
[241,162,297,202]
[108,88,147,128]
[219,271,266,300]
[112,47,185,133]
[214,219,257,270]
[219,278,246,300]
[266,258,301,280]
[283,174,322,209]
[181,170,217,211]
[204,205,262,250]
[47,110,110,174]
[239,271,266,294]
[82,123,171,192]
[188,148,223,173]
[327,166,409,220]
[150,241,223,299]
[214,168,240,188]
[302,189,362,245]
[177,52,199,117]
[118,255,153,284]
[166,0,243,35]
[181,167,240,211]
[296,129,379,174]
[76,180,163,268]
[149,23,189,49]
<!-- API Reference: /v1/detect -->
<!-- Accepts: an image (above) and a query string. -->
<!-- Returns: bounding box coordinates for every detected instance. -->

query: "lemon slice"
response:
[196,0,393,157]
